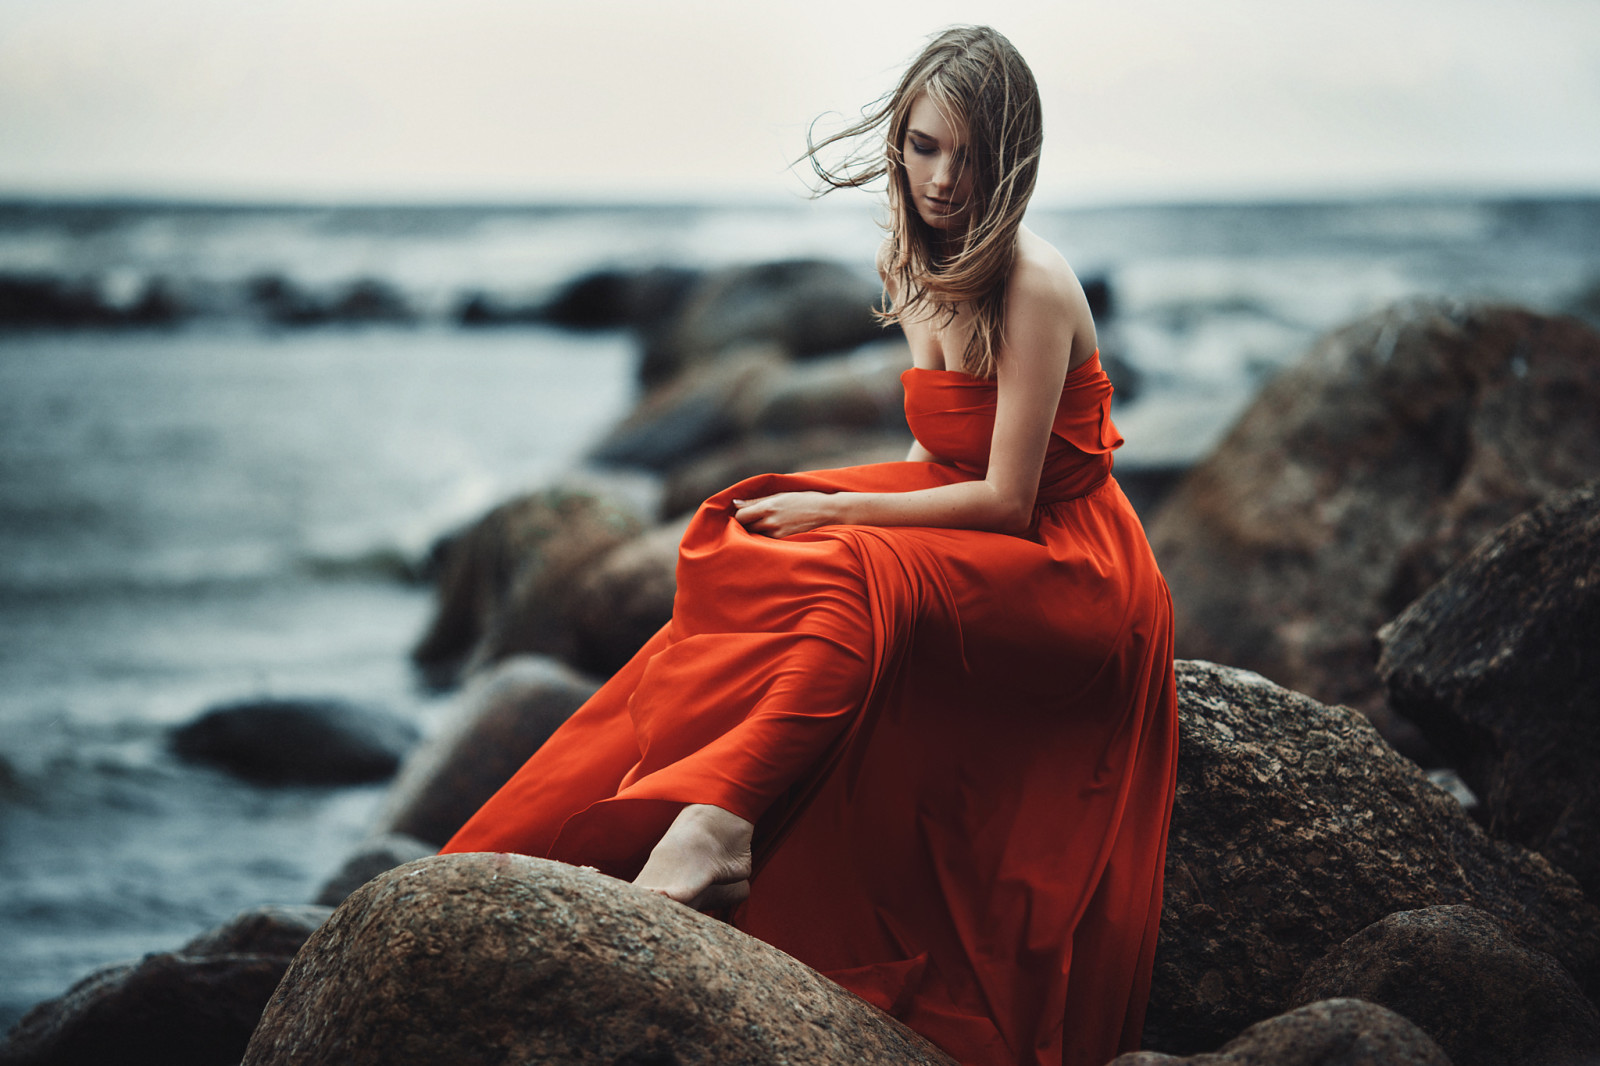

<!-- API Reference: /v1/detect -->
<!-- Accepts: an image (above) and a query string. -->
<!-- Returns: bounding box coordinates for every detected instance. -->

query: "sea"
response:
[1,195,1597,1028]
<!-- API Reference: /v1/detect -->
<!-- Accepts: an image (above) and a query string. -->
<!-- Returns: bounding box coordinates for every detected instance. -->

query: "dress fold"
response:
[443,352,1179,1066]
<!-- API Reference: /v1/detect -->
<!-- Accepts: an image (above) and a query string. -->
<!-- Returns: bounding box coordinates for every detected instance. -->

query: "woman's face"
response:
[902,93,973,232]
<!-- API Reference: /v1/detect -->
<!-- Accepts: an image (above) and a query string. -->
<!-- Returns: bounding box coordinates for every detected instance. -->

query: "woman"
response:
[443,25,1178,1066]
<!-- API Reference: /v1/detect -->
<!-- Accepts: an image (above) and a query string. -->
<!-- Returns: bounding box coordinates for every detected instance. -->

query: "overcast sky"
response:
[1,0,1597,206]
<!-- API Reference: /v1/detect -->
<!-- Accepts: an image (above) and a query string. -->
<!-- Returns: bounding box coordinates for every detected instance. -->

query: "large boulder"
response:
[411,489,644,688]
[1149,302,1600,711]
[639,259,889,386]
[1146,661,1600,1054]
[377,656,598,847]
[735,341,913,435]
[589,346,786,471]
[242,853,956,1066]
[539,265,700,331]
[660,428,911,520]
[1113,999,1450,1066]
[1292,905,1600,1066]
[0,905,329,1066]
[564,516,688,676]
[170,698,418,785]
[1378,483,1600,898]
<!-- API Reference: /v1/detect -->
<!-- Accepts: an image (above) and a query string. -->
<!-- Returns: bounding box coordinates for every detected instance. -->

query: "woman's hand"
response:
[732,491,844,539]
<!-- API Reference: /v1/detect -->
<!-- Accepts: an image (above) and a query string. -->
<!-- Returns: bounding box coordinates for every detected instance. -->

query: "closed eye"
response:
[909,139,936,156]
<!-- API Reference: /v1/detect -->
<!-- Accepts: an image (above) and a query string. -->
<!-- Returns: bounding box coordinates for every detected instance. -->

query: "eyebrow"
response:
[906,128,939,143]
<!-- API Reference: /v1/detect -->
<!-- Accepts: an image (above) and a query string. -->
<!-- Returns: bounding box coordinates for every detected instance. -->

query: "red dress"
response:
[443,352,1179,1066]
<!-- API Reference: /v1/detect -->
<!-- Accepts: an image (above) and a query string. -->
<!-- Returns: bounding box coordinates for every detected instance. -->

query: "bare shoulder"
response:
[1007,228,1097,367]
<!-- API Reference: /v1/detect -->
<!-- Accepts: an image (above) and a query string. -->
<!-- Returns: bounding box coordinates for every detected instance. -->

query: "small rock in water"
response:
[170,697,419,785]
[0,905,328,1066]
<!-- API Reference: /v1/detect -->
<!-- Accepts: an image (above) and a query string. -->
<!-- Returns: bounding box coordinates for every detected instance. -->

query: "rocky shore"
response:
[6,261,1600,1066]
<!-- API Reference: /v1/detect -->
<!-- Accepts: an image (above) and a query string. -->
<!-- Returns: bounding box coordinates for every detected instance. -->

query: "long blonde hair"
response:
[804,25,1043,378]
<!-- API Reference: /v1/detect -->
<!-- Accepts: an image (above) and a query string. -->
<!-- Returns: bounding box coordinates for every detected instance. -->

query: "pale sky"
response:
[1,0,1598,205]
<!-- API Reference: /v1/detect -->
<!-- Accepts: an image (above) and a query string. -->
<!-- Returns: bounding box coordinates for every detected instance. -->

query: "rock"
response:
[564,517,688,676]
[0,272,185,328]
[660,429,911,519]
[179,904,333,959]
[1146,661,1600,1054]
[249,274,413,326]
[0,906,328,1066]
[737,341,913,435]
[1112,999,1451,1066]
[1291,905,1600,1066]
[170,697,419,785]
[242,853,956,1066]
[410,489,643,688]
[378,657,598,847]
[589,346,785,471]
[455,291,543,326]
[1083,274,1114,321]
[540,265,700,331]
[1378,482,1600,898]
[1149,301,1600,711]
[641,259,889,386]
[311,833,436,906]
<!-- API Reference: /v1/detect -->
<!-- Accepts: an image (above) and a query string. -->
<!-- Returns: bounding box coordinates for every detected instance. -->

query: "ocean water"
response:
[1,196,1597,1028]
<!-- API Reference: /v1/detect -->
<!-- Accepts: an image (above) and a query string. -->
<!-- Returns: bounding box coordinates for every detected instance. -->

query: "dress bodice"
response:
[901,350,1124,504]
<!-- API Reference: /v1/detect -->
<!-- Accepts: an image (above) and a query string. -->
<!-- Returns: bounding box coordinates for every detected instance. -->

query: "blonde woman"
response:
[446,26,1178,1066]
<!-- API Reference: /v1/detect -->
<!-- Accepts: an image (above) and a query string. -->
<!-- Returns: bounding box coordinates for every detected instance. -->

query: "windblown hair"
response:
[804,25,1043,378]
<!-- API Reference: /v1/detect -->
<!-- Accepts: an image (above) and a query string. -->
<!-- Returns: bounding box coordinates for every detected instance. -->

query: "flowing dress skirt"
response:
[445,358,1179,1066]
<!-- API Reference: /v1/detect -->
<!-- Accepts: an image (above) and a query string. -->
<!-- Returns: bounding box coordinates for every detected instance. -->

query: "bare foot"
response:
[633,803,754,911]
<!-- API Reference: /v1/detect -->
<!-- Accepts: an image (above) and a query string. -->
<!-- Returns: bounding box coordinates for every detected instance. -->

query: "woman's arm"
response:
[735,259,1081,539]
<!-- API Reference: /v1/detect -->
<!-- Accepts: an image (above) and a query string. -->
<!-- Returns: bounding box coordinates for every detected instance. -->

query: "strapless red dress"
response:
[443,353,1179,1066]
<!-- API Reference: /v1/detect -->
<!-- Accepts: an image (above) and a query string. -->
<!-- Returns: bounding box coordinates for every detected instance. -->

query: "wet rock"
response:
[1113,999,1450,1066]
[541,265,700,331]
[0,906,327,1066]
[378,657,597,847]
[565,517,687,676]
[1149,302,1600,711]
[0,273,185,328]
[455,291,543,326]
[311,833,436,906]
[249,274,413,326]
[171,697,419,785]
[738,341,913,435]
[1378,482,1600,897]
[1292,905,1600,1066]
[242,852,956,1066]
[589,346,785,471]
[1146,661,1600,1054]
[179,904,333,959]
[411,489,643,688]
[641,259,889,386]
[660,428,911,519]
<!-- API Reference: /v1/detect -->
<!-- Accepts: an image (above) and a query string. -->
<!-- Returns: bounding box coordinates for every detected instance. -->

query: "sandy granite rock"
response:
[242,852,956,1066]
[1293,905,1600,1066]
[1378,482,1600,898]
[1146,661,1600,1053]
[1149,301,1600,712]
